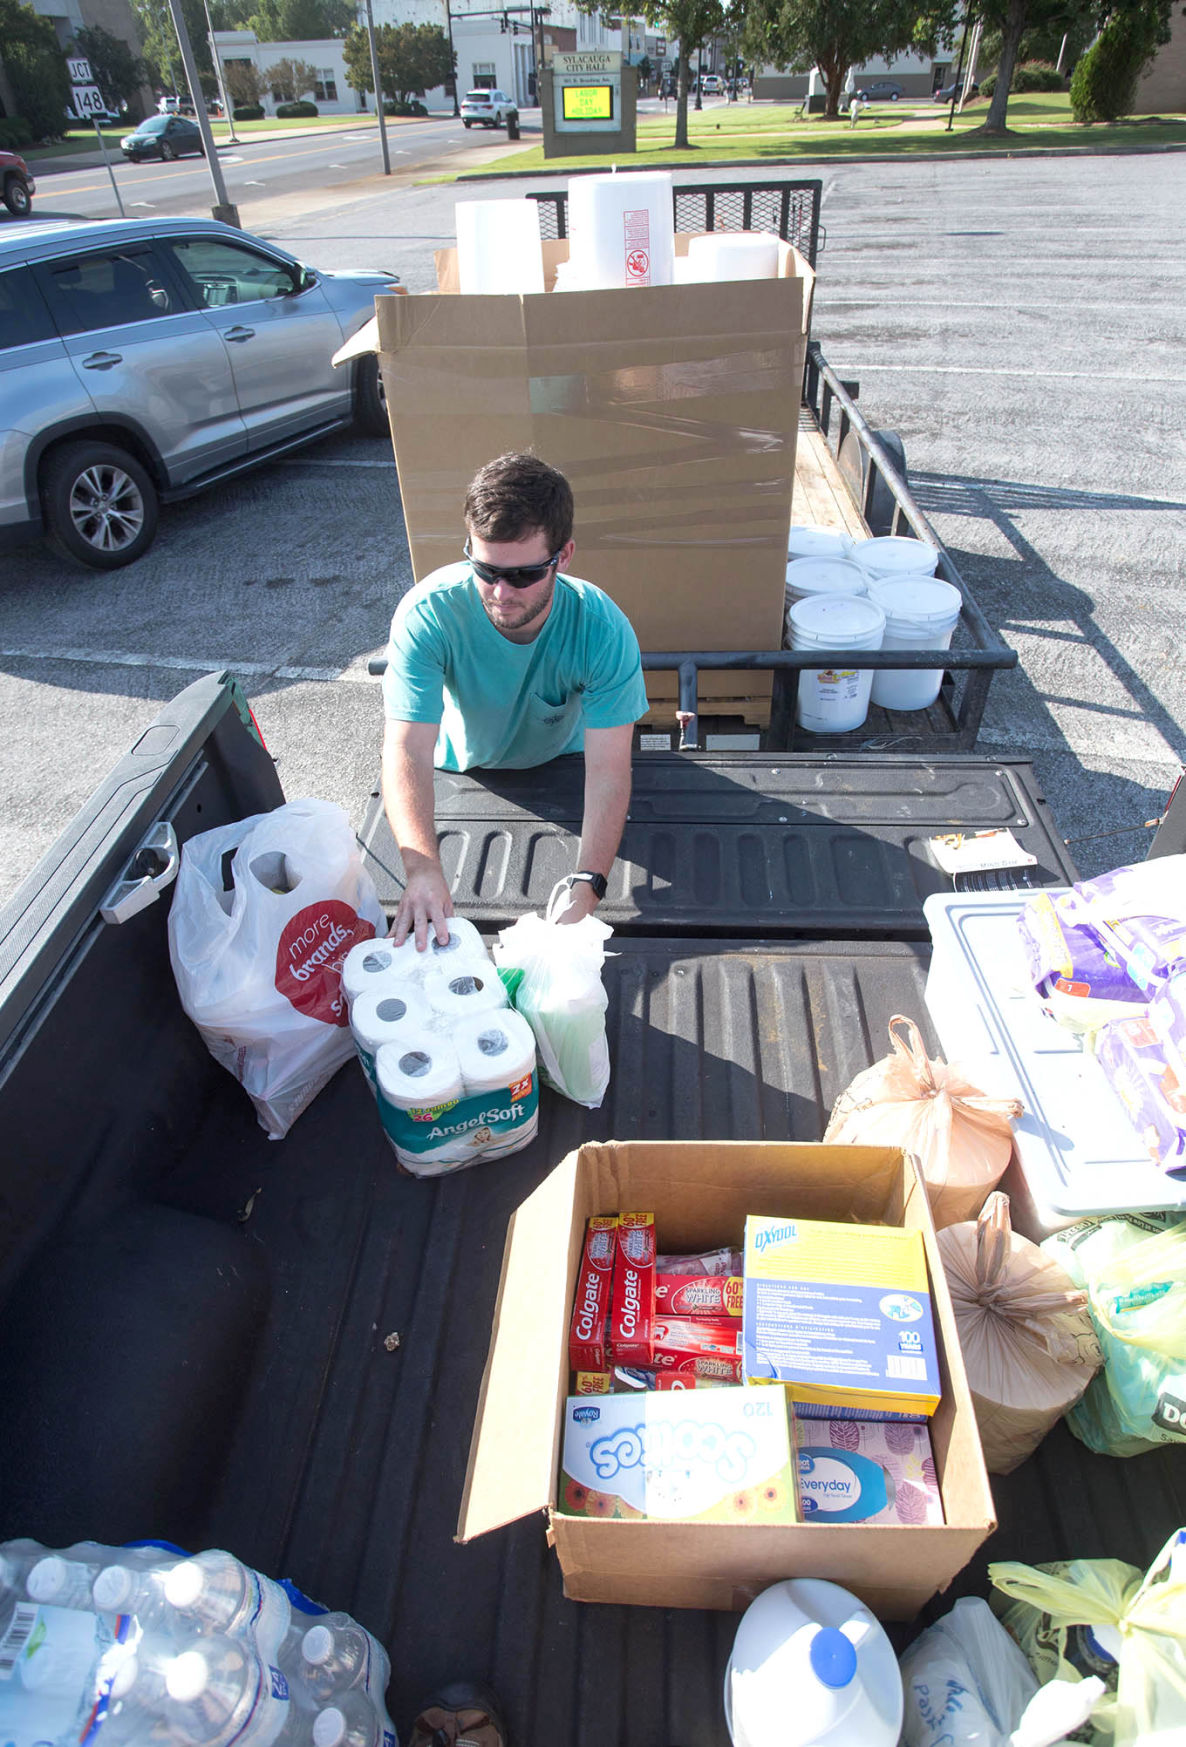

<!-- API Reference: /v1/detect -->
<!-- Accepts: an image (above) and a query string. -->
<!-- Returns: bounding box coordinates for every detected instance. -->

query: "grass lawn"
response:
[469,91,1186,174]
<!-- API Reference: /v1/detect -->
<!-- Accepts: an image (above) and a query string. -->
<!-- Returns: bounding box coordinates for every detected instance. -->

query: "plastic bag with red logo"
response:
[168,798,385,1138]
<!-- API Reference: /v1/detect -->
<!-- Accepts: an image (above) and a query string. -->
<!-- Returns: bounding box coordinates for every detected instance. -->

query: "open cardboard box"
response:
[458,1140,996,1617]
[353,239,813,721]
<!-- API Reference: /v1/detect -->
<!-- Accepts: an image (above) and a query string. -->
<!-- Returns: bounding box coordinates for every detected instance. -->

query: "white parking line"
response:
[130,201,155,208]
[854,363,1186,384]
[0,645,381,684]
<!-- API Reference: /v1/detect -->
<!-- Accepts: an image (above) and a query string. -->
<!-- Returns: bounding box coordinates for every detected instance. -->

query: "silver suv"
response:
[0,217,399,570]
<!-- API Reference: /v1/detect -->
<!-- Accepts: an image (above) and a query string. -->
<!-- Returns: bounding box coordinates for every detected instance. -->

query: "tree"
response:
[72,24,146,112]
[1070,0,1166,115]
[267,54,319,99]
[222,57,270,104]
[0,0,71,139]
[248,0,355,37]
[741,0,957,119]
[131,0,215,91]
[576,0,724,146]
[977,0,1173,130]
[342,21,453,104]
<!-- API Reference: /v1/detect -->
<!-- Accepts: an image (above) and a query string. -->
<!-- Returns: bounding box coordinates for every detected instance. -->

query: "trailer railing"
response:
[528,179,824,266]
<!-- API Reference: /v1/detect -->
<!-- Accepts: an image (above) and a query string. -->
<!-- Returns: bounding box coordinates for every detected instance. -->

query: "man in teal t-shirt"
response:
[382,452,648,951]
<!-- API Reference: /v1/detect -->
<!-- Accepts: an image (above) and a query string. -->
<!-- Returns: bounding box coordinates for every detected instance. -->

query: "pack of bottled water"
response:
[0,1538,398,1747]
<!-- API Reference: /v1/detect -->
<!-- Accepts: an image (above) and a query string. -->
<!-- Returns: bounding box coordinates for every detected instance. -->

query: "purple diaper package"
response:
[1097,1008,1186,1173]
[1019,856,1186,1021]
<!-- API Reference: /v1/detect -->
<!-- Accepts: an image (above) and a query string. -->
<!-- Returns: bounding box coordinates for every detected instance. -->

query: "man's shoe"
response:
[408,1681,507,1747]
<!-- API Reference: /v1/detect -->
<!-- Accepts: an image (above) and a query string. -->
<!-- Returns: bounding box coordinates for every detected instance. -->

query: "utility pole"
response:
[445,0,460,115]
[199,0,239,145]
[364,0,391,173]
[164,0,239,224]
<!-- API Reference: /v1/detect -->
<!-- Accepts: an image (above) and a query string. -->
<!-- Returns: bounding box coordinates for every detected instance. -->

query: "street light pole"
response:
[364,0,392,173]
[445,0,460,116]
[164,0,239,224]
[199,0,239,145]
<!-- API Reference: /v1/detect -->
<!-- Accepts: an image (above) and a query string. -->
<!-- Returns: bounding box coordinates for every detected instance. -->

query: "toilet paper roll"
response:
[568,171,675,289]
[375,1038,463,1111]
[456,198,545,296]
[424,915,489,972]
[350,984,432,1059]
[452,1008,536,1095]
[686,230,779,282]
[424,966,507,1023]
[341,940,409,1009]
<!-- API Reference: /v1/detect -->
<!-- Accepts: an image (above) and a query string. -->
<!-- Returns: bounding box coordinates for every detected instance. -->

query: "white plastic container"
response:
[725,1578,902,1747]
[455,199,545,296]
[788,592,885,734]
[568,171,675,289]
[784,556,870,612]
[850,535,940,579]
[787,524,852,564]
[685,230,779,281]
[867,576,962,711]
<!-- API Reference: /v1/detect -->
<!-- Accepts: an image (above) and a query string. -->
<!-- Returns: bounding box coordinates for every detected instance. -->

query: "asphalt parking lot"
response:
[1,150,1183,906]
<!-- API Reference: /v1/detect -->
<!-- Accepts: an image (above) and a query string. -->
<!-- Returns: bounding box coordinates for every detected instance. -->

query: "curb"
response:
[26,114,462,178]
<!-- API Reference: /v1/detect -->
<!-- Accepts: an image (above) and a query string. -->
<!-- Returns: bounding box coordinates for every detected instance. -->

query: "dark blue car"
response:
[120,114,205,163]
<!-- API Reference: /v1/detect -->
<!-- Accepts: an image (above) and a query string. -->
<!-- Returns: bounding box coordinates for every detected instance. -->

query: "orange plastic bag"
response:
[824,1015,1022,1227]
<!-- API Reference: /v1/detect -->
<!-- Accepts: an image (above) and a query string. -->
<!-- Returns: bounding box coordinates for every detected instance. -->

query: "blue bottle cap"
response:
[809,1626,858,1690]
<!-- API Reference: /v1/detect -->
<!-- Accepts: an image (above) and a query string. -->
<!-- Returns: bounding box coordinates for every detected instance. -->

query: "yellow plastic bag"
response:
[824,1015,1023,1227]
[990,1533,1186,1746]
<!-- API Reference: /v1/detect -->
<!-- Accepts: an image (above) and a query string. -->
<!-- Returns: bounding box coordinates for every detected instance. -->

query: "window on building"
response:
[472,62,496,87]
[314,68,337,101]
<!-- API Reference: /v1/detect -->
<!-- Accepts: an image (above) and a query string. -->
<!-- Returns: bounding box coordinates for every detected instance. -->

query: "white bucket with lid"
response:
[788,592,885,734]
[784,557,869,617]
[787,524,852,564]
[867,576,962,711]
[850,535,940,579]
[724,1578,902,1747]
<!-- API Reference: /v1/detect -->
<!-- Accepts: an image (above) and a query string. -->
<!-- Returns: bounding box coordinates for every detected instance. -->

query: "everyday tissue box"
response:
[742,1215,941,1418]
[796,1420,944,1526]
[557,1384,798,1524]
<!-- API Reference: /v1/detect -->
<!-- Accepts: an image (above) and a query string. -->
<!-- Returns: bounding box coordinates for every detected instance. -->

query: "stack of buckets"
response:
[784,526,963,733]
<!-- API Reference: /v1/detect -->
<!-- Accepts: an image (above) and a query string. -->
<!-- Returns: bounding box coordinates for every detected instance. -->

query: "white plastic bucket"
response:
[787,524,852,564]
[867,576,962,711]
[788,593,885,734]
[850,535,940,579]
[785,556,869,613]
[685,230,779,282]
[455,199,545,296]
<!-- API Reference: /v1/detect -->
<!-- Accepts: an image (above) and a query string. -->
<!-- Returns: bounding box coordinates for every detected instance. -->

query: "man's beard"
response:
[481,572,555,636]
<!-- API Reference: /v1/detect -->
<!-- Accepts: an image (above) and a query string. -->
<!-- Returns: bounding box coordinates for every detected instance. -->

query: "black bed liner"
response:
[1,674,1181,1747]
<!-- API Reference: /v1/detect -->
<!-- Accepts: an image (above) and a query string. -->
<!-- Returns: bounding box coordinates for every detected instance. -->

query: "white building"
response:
[214,30,362,115]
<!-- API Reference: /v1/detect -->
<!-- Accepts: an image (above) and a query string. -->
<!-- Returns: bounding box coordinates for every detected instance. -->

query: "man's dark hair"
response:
[463,452,574,552]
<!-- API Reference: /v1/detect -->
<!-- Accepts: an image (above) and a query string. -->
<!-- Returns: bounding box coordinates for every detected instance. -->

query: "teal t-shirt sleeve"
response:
[582,604,649,730]
[383,593,447,724]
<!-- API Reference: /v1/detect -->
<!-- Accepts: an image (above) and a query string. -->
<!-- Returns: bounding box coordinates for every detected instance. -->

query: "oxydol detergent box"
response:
[557,1385,799,1524]
[742,1215,941,1418]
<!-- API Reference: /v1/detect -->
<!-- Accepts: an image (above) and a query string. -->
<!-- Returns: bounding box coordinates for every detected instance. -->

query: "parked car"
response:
[459,89,518,128]
[121,115,204,162]
[1,150,34,218]
[856,79,903,101]
[700,73,722,94]
[935,79,981,101]
[0,217,399,569]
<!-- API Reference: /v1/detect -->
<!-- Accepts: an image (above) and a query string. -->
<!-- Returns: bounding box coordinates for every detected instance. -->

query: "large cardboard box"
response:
[371,240,813,721]
[458,1141,996,1617]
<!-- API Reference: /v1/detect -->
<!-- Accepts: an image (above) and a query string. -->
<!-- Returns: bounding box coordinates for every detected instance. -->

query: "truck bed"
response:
[1,674,1181,1747]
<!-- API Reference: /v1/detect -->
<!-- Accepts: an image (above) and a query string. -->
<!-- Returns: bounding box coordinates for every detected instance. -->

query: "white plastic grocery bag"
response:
[493,881,612,1108]
[168,799,385,1138]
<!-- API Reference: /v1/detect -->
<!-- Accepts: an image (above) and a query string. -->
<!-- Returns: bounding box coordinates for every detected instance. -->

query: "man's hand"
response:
[553,878,601,926]
[393,858,454,950]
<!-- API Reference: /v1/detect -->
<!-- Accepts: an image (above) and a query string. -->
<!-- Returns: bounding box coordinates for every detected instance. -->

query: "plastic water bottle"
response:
[107,1633,291,1747]
[92,1561,177,1629]
[297,1616,377,1702]
[0,1539,46,1605]
[26,1548,109,1609]
[312,1694,382,1747]
[165,1551,293,1666]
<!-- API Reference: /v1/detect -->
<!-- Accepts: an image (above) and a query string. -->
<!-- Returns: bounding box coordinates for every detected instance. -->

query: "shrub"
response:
[1071,9,1160,120]
[980,72,996,96]
[1013,60,1065,90]
[0,116,35,149]
[383,98,427,115]
[232,104,264,120]
[274,99,318,117]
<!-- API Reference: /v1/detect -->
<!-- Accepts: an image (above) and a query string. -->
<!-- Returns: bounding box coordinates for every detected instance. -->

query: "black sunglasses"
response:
[464,540,564,589]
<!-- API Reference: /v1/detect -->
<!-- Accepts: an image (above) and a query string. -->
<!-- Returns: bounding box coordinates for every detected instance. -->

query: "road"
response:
[1,152,1184,908]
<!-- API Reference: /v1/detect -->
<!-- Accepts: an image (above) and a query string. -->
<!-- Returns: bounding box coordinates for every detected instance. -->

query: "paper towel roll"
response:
[686,230,779,282]
[568,171,675,289]
[375,1038,463,1111]
[453,1008,536,1095]
[341,940,408,1009]
[424,967,507,1023]
[350,984,431,1058]
[424,915,488,972]
[456,198,545,296]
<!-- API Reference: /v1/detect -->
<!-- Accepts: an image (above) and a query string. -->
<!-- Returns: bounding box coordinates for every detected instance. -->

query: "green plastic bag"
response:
[493,883,612,1109]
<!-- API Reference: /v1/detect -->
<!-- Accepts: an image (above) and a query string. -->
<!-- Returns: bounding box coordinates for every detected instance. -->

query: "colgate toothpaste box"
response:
[610,1212,656,1366]
[569,1215,618,1373]
[653,1316,744,1382]
[656,1274,742,1319]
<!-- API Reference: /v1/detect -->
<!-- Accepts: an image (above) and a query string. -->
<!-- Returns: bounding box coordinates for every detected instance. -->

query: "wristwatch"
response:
[567,869,608,901]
